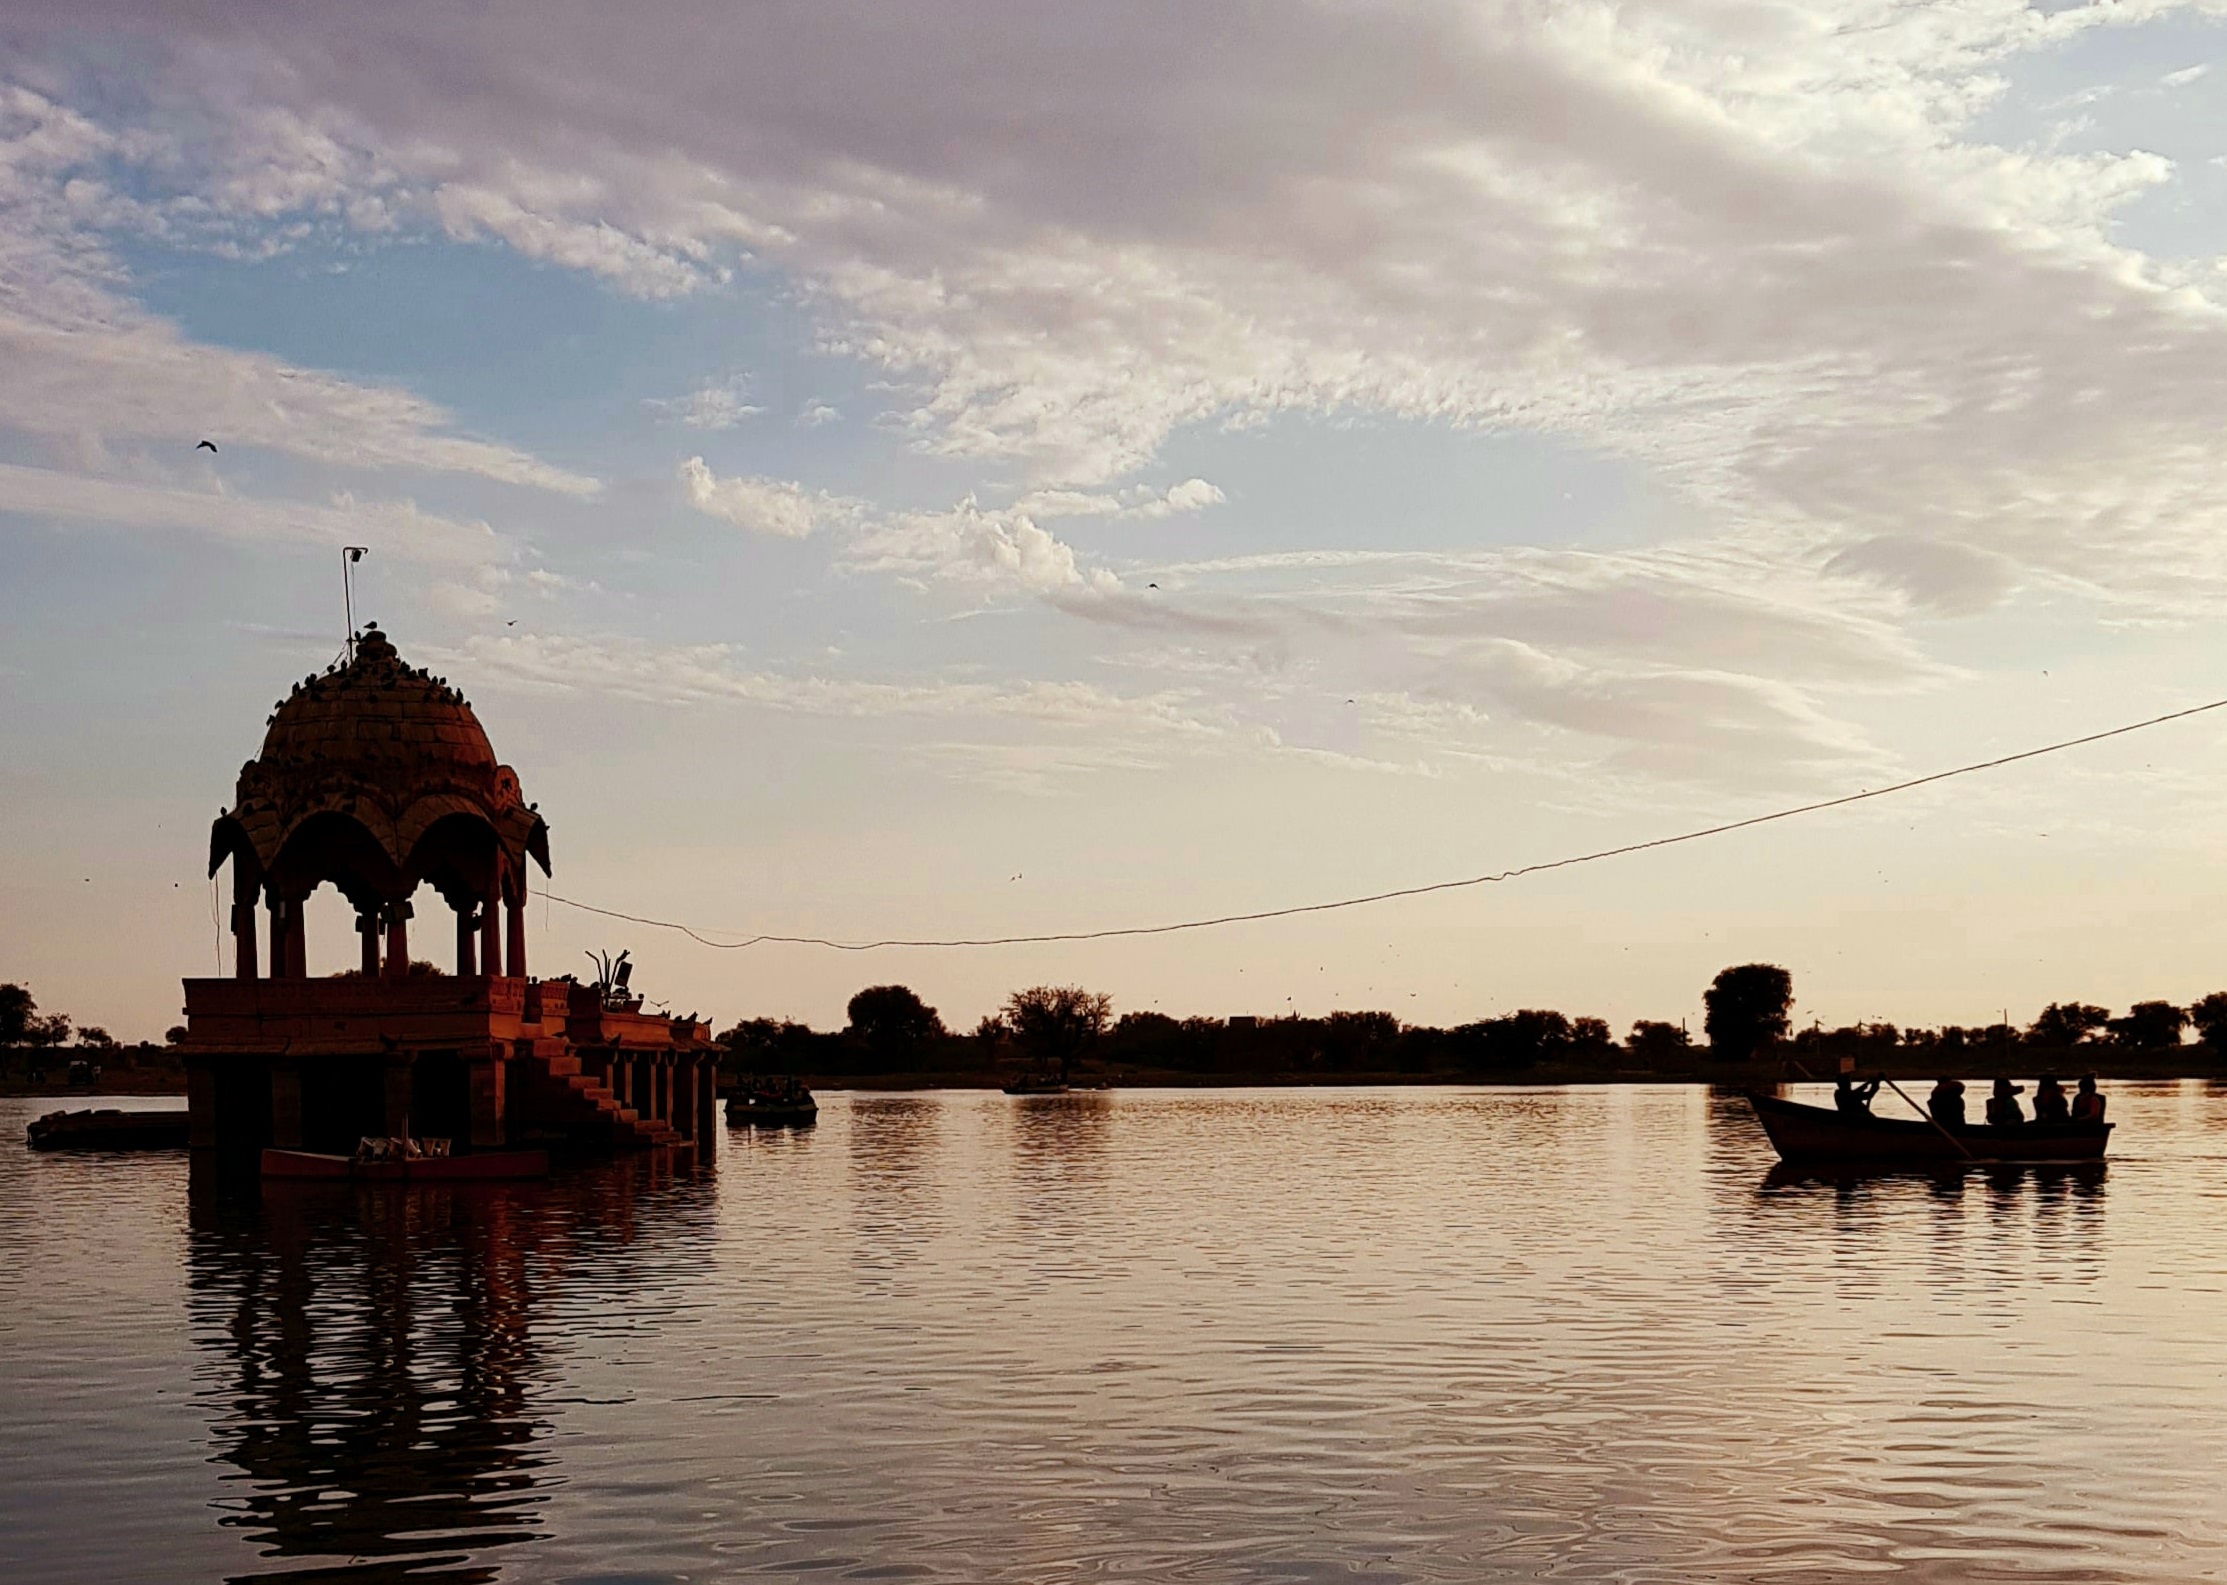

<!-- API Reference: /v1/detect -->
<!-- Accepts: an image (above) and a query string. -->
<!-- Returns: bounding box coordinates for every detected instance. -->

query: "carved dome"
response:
[210,626,550,908]
[255,625,501,781]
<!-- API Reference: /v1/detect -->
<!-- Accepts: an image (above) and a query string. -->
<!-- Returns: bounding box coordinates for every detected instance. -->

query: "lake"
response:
[3,1083,2224,1583]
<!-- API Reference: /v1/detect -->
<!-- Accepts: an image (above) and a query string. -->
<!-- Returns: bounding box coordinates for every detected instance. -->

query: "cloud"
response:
[2161,64,2211,87]
[1015,478,1225,520]
[678,456,845,537]
[798,400,840,427]
[648,379,765,430]
[854,496,1113,593]
[0,86,601,495]
[12,3,2227,787]
[0,460,508,570]
[1824,536,2021,616]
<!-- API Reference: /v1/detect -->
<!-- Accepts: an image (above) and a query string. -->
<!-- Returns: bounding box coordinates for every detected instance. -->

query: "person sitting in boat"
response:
[2070,1074,2107,1125]
[1984,1078,2025,1127]
[1834,1072,1883,1117]
[1928,1077,1966,1127]
[2031,1074,2070,1124]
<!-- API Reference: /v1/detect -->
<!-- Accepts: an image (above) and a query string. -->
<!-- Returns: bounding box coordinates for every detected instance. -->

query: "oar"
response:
[1882,1074,1976,1161]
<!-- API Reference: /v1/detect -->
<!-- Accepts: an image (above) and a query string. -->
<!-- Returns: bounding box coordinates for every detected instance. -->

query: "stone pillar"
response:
[383,900,413,980]
[234,869,260,980]
[455,906,477,977]
[187,1059,219,1149]
[697,1058,718,1159]
[480,882,502,979]
[267,895,288,981]
[383,1053,415,1141]
[672,1056,693,1143]
[505,888,527,978]
[269,1061,303,1150]
[468,1051,507,1149]
[357,911,381,976]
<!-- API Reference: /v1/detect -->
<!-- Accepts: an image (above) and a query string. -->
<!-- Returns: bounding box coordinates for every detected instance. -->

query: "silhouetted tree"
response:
[75,1026,117,1050]
[1627,1020,1692,1067]
[2189,993,2227,1053]
[1004,985,1113,1083]
[0,982,34,1045]
[2107,1000,2187,1049]
[718,1016,823,1077]
[1570,1017,1613,1055]
[845,984,946,1056]
[2028,1002,2109,1048]
[1321,1010,1402,1072]
[165,1024,189,1045]
[1457,1009,1571,1071]
[1703,964,1792,1060]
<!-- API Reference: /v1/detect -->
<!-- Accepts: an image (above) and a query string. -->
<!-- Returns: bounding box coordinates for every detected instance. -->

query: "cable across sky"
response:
[542,693,2227,953]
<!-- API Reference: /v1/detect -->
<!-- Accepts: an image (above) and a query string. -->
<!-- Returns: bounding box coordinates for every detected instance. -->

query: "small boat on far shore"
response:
[1746,1091,2111,1167]
[27,1107,190,1152]
[1001,1077,1069,1096]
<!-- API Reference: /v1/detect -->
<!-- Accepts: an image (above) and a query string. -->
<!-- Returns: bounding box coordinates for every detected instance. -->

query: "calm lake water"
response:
[4,1084,2225,1583]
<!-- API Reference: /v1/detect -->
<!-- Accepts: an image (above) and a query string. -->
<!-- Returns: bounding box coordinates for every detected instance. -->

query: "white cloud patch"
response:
[679,456,844,537]
[649,379,765,430]
[1016,478,1225,520]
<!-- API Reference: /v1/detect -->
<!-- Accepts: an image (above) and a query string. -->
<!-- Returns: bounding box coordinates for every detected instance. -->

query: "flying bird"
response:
[1148,582,1159,589]
[194,440,217,453]
[506,619,517,626]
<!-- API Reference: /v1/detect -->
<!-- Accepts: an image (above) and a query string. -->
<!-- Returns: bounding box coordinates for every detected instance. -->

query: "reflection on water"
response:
[4,1085,2227,1583]
[188,1179,553,1581]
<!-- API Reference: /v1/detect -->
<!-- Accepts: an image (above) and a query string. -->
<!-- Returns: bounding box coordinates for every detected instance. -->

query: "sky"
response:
[6,1,2227,1042]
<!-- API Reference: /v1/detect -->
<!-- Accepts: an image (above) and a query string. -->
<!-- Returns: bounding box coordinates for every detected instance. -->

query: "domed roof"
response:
[211,625,549,895]
[256,626,499,781]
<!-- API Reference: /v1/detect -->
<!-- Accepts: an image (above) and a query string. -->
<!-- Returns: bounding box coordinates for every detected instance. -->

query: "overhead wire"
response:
[541,692,2227,953]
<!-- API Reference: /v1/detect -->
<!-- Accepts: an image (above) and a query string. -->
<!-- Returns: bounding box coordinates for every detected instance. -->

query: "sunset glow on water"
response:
[5,1085,2224,1583]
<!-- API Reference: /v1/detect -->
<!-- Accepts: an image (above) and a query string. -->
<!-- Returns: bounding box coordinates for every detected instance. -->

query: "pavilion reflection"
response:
[185,1155,693,1583]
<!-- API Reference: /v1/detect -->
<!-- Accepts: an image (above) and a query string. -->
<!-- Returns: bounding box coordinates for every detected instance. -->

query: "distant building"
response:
[182,626,715,1157]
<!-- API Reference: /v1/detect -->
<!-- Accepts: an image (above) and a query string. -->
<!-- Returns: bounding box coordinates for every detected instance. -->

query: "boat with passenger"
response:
[726,1078,818,1127]
[1746,1090,2111,1166]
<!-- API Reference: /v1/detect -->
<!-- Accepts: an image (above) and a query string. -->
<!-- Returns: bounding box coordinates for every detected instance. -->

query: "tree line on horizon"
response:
[716,964,2227,1081]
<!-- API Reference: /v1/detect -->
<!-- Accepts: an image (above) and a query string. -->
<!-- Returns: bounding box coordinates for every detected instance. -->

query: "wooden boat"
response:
[1746,1091,2111,1166]
[27,1107,191,1151]
[726,1081,817,1127]
[261,1146,549,1181]
[1001,1075,1069,1096]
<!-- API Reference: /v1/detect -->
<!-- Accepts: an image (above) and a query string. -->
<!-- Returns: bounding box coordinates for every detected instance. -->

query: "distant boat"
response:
[262,1143,548,1181]
[1746,1091,2111,1166]
[27,1107,190,1151]
[1001,1076,1069,1096]
[726,1080,817,1127]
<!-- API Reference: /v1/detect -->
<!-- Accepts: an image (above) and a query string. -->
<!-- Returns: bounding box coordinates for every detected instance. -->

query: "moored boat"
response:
[1746,1091,2110,1166]
[27,1107,191,1151]
[262,1142,549,1181]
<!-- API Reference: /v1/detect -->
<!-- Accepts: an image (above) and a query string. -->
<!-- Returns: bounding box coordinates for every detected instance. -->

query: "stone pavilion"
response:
[181,626,717,1158]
